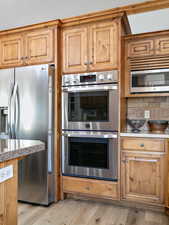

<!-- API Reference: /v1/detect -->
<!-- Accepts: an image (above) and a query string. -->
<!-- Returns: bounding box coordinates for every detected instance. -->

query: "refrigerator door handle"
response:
[8,83,14,138]
[11,83,18,138]
[14,84,19,138]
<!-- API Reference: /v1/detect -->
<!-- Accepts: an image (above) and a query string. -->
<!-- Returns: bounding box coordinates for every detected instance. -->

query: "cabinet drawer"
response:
[128,39,154,58]
[122,138,165,152]
[63,176,118,199]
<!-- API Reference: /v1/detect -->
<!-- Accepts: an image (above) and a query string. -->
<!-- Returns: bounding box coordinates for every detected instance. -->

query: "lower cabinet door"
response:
[121,152,164,204]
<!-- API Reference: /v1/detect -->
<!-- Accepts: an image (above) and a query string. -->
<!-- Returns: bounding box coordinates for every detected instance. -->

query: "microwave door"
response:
[131,69,169,93]
[62,84,118,131]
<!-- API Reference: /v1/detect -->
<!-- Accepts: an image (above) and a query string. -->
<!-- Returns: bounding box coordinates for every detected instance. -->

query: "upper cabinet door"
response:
[88,21,118,71]
[128,39,154,58]
[62,26,88,74]
[155,37,169,55]
[0,34,24,67]
[25,29,54,65]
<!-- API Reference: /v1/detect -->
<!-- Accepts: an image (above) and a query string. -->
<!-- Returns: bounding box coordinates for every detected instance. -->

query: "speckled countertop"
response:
[120,131,169,139]
[0,139,45,163]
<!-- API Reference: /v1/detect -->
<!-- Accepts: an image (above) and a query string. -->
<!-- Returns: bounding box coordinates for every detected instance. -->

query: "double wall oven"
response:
[61,71,119,181]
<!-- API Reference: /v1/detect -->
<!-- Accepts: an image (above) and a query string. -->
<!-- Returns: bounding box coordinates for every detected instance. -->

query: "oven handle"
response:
[62,133,118,139]
[62,85,117,93]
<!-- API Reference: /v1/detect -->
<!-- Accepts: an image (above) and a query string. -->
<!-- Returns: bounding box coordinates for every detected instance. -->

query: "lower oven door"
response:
[62,131,118,181]
[62,84,118,131]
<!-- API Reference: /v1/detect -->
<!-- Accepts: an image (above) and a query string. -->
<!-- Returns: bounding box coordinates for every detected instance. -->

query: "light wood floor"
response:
[18,199,169,225]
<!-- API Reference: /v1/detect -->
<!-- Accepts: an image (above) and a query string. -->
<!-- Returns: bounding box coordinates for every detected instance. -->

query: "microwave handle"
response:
[62,85,117,93]
[62,133,118,139]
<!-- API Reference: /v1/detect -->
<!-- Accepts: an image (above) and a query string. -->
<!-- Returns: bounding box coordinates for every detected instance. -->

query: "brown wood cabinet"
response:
[155,37,169,55]
[127,36,169,59]
[62,20,119,74]
[0,28,54,68]
[121,137,167,205]
[62,26,88,73]
[25,29,54,65]
[0,34,24,67]
[121,151,164,204]
[122,138,165,152]
[124,30,169,97]
[63,176,118,200]
[88,21,118,71]
[128,39,154,58]
[0,159,18,225]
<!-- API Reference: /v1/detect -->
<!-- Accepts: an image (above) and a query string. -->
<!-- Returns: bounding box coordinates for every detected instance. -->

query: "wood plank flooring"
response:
[18,199,169,225]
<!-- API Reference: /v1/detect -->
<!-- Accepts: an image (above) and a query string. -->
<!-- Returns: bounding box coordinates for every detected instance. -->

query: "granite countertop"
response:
[0,139,45,162]
[120,131,169,139]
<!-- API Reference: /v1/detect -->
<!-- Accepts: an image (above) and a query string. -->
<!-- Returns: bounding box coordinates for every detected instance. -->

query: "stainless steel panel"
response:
[131,68,169,75]
[62,70,118,86]
[62,130,117,138]
[131,68,169,93]
[62,84,119,131]
[0,68,14,107]
[15,64,55,205]
[131,86,169,93]
[62,131,118,180]
[62,84,117,92]
[0,69,14,137]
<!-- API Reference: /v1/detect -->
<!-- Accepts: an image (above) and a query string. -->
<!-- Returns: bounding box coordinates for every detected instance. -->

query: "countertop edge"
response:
[0,142,45,163]
[120,132,169,139]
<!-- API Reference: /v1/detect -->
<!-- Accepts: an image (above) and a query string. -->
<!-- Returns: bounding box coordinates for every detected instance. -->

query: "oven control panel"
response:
[62,71,118,86]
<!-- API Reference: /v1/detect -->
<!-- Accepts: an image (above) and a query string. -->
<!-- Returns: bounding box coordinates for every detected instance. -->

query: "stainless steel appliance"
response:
[62,71,118,131]
[131,68,169,93]
[0,64,55,205]
[62,130,118,181]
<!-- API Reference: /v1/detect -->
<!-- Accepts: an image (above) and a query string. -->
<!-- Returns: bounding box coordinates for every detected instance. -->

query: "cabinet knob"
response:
[89,61,93,65]
[140,143,144,147]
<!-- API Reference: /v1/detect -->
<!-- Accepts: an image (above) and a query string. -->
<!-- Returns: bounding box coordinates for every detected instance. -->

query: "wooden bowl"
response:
[148,120,168,133]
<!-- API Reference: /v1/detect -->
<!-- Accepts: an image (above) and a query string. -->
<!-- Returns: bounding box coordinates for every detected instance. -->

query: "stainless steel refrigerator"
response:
[0,64,55,205]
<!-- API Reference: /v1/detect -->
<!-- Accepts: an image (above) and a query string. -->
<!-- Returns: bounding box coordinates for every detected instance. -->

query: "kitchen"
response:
[0,1,169,225]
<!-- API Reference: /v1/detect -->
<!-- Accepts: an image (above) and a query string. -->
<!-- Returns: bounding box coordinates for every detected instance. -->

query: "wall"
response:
[127,97,169,130]
[128,8,169,34]
[0,0,146,30]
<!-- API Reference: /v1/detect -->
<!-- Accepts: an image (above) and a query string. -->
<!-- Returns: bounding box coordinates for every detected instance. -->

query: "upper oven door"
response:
[62,84,119,131]
[131,69,169,93]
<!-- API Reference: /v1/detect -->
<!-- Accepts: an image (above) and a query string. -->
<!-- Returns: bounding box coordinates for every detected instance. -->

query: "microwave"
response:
[131,68,169,93]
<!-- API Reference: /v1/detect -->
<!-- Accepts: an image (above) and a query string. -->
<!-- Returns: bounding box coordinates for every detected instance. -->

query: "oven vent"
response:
[129,55,169,71]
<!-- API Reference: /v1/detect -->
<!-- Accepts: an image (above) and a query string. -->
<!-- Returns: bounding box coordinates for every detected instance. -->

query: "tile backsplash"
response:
[127,97,169,131]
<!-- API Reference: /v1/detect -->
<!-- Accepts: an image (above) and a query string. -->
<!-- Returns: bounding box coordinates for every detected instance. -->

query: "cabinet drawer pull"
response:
[135,158,157,162]
[129,158,157,162]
